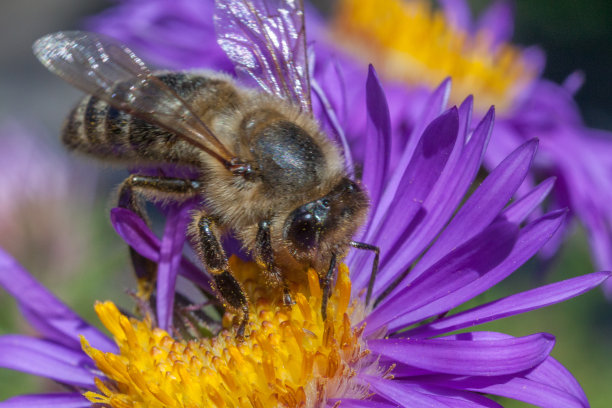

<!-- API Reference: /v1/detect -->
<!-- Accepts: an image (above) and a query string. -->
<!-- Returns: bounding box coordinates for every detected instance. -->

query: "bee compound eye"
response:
[286,212,319,252]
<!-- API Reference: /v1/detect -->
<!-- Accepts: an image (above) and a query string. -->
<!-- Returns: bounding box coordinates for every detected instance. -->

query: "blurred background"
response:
[0,0,611,406]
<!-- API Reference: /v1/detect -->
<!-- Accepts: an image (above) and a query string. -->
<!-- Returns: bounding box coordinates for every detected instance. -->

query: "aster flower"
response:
[329,0,612,293]
[1,66,609,406]
[88,0,612,297]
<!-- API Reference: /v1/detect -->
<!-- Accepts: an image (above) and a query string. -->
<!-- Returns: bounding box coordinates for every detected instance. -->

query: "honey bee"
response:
[33,0,379,337]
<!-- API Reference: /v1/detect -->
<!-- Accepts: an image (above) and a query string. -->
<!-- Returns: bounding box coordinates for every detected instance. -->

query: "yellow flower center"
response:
[82,257,376,407]
[333,0,537,112]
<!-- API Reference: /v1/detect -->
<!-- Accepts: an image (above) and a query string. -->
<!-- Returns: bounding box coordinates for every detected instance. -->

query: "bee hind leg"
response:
[118,174,201,299]
[192,212,249,339]
[255,220,294,306]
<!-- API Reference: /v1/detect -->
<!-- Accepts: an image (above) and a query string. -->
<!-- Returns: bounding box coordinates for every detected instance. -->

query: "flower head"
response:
[1,69,609,405]
[327,0,612,295]
[81,261,373,407]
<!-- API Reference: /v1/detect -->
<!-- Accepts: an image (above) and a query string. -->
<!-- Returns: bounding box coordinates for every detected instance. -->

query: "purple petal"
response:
[369,333,554,376]
[360,377,503,407]
[393,383,504,408]
[477,0,515,46]
[0,335,91,366]
[411,332,588,407]
[110,207,213,292]
[0,248,115,353]
[351,108,461,288]
[439,0,472,32]
[310,53,354,173]
[0,337,95,388]
[410,78,452,145]
[360,375,450,407]
[88,0,231,71]
[382,79,451,205]
[376,107,494,298]
[362,65,391,213]
[527,357,589,407]
[326,399,398,408]
[365,220,518,335]
[396,209,567,330]
[458,95,474,140]
[374,108,495,296]
[0,393,91,407]
[110,207,158,260]
[156,205,192,331]
[371,109,457,248]
[407,139,538,283]
[500,177,556,223]
[425,375,585,408]
[563,71,585,95]
[408,270,610,338]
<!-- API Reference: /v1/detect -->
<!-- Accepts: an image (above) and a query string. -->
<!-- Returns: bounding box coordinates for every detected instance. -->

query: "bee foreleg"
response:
[118,174,201,299]
[255,220,294,306]
[320,253,337,321]
[193,212,249,339]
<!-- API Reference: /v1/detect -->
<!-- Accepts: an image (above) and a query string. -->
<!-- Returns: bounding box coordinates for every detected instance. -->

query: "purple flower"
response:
[88,0,612,297]
[1,67,608,405]
[328,0,612,296]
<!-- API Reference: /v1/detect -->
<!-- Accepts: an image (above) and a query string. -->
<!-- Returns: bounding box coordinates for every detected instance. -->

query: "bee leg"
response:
[118,174,201,298]
[349,241,380,306]
[255,220,294,306]
[193,212,249,339]
[320,253,337,321]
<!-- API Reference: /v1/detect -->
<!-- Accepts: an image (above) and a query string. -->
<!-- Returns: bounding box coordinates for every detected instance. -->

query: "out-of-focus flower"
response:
[328,0,612,292]
[1,70,608,405]
[89,0,612,297]
[0,122,95,276]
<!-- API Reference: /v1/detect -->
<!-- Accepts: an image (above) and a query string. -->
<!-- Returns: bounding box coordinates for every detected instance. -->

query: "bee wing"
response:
[33,31,236,167]
[215,0,312,113]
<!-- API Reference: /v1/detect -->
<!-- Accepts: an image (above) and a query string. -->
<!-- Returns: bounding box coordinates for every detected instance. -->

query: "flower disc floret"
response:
[333,0,537,112]
[82,258,379,408]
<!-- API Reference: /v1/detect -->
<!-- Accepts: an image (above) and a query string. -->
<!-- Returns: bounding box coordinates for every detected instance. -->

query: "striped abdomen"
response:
[61,72,241,166]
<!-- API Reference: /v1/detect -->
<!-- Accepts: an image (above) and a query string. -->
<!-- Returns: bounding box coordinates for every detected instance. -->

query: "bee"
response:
[33,0,379,338]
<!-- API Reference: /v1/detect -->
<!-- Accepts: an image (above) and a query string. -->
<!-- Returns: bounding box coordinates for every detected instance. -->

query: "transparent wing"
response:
[214,0,312,112]
[33,31,236,167]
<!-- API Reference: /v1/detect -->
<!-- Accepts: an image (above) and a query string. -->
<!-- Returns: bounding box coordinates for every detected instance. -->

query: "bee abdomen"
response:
[63,95,114,157]
[61,72,241,166]
[62,95,197,165]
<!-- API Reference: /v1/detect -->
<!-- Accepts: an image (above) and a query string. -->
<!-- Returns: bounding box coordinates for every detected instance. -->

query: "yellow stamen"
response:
[333,0,537,112]
[82,257,374,407]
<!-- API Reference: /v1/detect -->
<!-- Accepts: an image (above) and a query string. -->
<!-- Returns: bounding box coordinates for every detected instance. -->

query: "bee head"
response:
[283,177,368,261]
